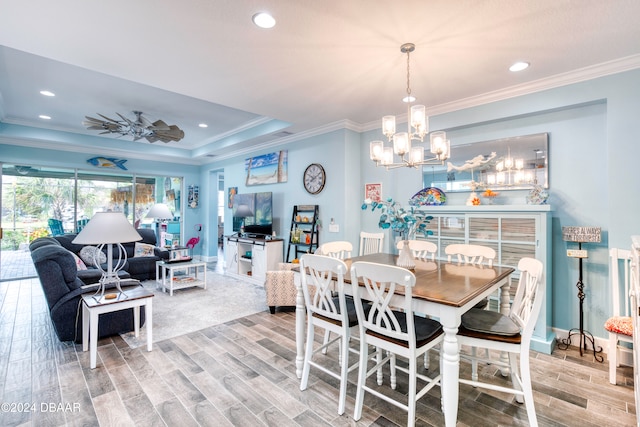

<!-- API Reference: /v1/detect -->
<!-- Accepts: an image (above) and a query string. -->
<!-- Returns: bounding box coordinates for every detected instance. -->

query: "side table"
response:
[156,260,207,296]
[82,286,154,369]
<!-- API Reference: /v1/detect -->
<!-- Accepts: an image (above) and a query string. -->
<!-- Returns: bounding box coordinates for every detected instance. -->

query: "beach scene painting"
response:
[245,150,288,185]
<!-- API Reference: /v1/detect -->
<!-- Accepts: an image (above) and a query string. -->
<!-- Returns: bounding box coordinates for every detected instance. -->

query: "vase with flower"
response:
[362,197,434,269]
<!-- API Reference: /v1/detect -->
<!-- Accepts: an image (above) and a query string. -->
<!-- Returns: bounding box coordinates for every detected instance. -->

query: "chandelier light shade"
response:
[370,43,451,170]
[83,111,184,143]
[72,212,142,301]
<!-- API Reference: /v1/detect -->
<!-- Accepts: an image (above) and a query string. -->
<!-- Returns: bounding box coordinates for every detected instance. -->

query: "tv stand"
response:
[225,235,283,285]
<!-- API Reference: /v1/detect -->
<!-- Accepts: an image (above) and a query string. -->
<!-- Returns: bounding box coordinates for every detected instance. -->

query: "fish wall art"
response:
[87,157,128,170]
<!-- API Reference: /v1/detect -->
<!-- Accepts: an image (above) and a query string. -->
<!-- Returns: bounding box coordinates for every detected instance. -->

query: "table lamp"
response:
[557,226,603,361]
[73,212,142,301]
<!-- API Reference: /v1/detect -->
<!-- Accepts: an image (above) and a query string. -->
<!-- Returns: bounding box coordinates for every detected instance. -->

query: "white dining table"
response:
[293,253,514,427]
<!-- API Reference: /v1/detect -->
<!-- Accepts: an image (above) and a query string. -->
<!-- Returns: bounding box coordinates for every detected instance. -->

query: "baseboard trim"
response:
[552,327,633,366]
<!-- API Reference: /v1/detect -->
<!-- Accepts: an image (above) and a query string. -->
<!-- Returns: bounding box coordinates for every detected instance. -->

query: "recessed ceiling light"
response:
[509,61,530,72]
[198,123,208,128]
[39,115,51,120]
[252,12,276,29]
[40,90,55,97]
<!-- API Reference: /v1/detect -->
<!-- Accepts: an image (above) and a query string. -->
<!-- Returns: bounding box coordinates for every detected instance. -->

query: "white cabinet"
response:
[416,204,554,354]
[225,236,283,285]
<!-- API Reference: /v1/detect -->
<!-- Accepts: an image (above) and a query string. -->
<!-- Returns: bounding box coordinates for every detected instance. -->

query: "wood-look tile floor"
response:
[0,277,637,426]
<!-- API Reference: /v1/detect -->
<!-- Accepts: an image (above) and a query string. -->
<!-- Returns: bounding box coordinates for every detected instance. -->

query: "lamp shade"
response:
[235,204,254,218]
[72,212,142,245]
[145,203,173,220]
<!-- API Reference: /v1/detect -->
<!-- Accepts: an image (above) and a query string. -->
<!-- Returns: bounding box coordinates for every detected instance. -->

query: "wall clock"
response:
[303,163,326,194]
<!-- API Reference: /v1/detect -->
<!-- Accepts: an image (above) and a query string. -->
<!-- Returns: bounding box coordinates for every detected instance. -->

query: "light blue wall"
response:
[3,68,640,342]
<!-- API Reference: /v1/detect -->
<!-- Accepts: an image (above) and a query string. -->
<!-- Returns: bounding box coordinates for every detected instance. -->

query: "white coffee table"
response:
[156,260,207,296]
[82,285,153,369]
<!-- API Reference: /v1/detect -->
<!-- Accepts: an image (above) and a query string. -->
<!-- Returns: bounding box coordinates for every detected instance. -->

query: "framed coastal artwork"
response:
[245,150,288,185]
[364,183,382,202]
[228,187,237,208]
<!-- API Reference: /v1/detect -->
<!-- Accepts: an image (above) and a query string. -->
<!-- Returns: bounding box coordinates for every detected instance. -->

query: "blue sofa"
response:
[29,239,145,342]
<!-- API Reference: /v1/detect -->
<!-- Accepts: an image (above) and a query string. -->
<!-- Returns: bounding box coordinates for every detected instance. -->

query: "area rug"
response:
[120,271,267,348]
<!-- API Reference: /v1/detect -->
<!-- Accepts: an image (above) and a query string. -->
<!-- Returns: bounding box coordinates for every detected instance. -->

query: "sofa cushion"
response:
[69,251,87,270]
[79,246,107,267]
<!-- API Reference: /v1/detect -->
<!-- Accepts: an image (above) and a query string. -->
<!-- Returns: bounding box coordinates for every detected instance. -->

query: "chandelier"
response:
[369,43,450,169]
[83,111,185,143]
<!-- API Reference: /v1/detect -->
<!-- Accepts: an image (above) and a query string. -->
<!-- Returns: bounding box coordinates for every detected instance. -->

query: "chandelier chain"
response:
[406,49,412,97]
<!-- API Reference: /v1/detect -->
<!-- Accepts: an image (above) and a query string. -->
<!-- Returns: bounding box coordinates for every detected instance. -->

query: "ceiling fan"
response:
[83,111,185,143]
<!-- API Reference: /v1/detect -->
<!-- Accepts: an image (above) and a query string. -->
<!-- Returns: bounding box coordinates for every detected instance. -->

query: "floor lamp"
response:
[146,203,173,246]
[73,212,142,302]
[558,226,604,361]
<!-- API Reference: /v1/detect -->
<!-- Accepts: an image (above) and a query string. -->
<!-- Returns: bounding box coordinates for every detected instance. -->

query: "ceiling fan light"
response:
[39,90,55,97]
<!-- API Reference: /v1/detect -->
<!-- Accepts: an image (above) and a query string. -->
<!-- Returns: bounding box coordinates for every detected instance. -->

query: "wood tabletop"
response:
[344,253,514,308]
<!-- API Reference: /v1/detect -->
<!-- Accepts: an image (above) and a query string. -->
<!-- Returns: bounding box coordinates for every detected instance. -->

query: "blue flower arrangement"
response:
[362,197,434,239]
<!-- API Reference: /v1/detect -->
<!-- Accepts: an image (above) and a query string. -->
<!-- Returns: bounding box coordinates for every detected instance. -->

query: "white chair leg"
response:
[608,333,618,384]
[407,356,417,427]
[519,352,538,426]
[337,331,349,415]
[471,347,479,382]
[353,335,368,421]
[376,348,383,385]
[299,317,315,391]
[390,353,397,390]
[424,351,430,369]
[509,353,524,404]
[322,330,331,355]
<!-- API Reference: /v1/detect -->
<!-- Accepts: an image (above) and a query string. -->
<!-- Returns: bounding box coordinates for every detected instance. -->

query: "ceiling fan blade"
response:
[138,114,154,128]
[97,113,122,123]
[151,119,170,131]
[116,112,135,125]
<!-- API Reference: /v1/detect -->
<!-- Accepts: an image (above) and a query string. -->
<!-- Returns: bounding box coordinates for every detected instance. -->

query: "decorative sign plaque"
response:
[562,226,601,243]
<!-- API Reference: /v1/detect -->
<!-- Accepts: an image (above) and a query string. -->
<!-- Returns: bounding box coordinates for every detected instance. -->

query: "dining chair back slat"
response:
[445,243,496,267]
[396,239,437,261]
[317,240,353,259]
[359,231,384,256]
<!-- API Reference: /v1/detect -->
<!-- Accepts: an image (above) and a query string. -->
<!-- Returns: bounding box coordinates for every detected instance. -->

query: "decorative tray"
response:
[409,187,447,206]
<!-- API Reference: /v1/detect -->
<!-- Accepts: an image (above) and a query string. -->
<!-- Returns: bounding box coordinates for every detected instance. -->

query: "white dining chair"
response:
[298,254,359,415]
[350,261,443,427]
[445,243,496,267]
[317,240,353,259]
[359,231,384,256]
[458,257,544,427]
[396,239,437,261]
[604,248,633,385]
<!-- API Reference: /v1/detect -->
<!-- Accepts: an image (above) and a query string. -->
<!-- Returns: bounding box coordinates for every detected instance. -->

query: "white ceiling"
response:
[2,0,640,165]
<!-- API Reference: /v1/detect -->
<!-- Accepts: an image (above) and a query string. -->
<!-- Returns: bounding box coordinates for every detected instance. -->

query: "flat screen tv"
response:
[232,191,273,236]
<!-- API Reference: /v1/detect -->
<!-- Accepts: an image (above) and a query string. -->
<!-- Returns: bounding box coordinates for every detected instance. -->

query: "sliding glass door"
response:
[0,163,183,281]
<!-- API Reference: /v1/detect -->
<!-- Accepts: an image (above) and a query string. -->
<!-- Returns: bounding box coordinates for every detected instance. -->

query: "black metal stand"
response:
[557,242,604,362]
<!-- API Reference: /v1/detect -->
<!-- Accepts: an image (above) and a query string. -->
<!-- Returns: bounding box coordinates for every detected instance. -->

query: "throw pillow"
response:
[69,250,87,270]
[134,242,156,257]
[79,246,107,267]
